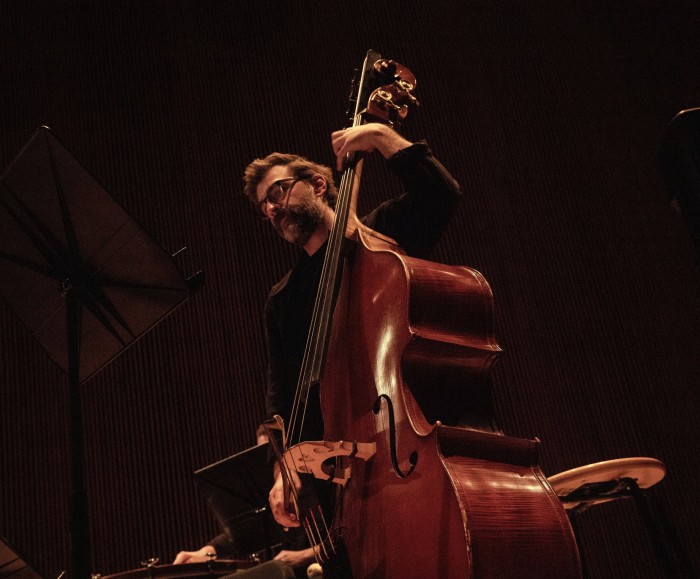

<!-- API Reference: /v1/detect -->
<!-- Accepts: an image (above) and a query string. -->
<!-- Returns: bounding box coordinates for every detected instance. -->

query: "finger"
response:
[173,552,188,565]
[331,130,345,155]
[332,139,347,170]
[273,509,301,527]
[331,129,344,147]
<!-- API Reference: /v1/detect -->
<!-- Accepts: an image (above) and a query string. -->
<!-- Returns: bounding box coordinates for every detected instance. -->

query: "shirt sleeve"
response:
[361,141,461,258]
[263,295,287,419]
[209,532,236,558]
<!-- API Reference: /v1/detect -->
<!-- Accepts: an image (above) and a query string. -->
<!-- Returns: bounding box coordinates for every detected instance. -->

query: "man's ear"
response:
[309,174,327,198]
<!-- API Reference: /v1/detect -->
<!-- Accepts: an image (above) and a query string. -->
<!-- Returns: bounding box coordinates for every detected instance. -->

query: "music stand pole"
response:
[67,292,90,579]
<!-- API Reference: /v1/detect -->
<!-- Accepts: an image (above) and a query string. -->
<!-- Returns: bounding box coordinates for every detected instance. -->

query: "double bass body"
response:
[320,230,582,578]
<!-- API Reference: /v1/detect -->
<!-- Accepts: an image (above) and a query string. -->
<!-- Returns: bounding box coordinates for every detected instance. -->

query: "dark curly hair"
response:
[242,153,338,208]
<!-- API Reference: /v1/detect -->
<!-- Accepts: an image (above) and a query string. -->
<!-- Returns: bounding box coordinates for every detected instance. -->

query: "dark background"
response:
[1,1,699,577]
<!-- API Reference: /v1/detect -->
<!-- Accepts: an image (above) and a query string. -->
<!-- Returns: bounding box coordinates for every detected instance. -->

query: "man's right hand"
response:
[269,469,301,528]
[331,123,412,171]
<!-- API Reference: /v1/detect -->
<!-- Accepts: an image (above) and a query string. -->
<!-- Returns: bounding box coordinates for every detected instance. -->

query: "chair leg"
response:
[625,478,697,579]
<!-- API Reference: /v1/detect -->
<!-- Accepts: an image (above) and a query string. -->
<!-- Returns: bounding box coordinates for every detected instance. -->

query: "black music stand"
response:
[0,127,199,579]
[0,537,42,579]
[194,443,285,562]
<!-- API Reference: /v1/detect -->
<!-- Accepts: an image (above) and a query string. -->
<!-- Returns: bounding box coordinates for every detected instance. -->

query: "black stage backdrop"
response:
[1,2,699,577]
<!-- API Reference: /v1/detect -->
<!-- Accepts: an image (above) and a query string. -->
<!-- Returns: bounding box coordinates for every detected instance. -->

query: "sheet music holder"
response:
[0,127,197,579]
[0,537,42,579]
[194,443,284,561]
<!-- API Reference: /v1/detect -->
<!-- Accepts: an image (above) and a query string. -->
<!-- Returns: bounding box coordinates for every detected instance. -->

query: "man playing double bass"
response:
[242,122,461,530]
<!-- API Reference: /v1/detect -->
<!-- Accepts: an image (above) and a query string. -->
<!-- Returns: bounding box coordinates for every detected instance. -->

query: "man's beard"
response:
[272,190,325,246]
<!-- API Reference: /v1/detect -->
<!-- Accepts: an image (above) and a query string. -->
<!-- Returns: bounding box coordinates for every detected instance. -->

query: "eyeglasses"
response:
[257,177,304,216]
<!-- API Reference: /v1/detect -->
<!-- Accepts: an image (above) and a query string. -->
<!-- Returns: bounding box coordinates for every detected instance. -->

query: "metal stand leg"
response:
[624,478,697,579]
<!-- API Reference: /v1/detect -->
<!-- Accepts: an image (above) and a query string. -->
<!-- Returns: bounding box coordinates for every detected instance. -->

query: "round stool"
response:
[548,457,695,578]
[549,457,666,512]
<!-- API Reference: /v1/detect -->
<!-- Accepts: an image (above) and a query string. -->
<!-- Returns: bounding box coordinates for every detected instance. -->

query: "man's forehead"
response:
[257,165,293,195]
[265,165,294,181]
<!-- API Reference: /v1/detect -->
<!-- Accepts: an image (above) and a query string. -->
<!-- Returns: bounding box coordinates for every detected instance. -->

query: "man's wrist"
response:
[373,124,412,158]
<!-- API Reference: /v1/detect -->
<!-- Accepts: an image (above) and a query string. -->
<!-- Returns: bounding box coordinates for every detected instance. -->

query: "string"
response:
[287,158,358,448]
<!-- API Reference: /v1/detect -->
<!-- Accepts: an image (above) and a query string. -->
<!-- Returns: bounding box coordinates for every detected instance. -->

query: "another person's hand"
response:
[331,123,412,170]
[172,545,216,564]
[273,547,317,569]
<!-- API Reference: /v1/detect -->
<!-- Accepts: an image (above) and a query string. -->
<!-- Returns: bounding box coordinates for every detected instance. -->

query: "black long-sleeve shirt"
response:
[263,142,461,441]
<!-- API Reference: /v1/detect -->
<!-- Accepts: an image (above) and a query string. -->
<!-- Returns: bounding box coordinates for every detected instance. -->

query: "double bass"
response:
[274,50,582,578]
